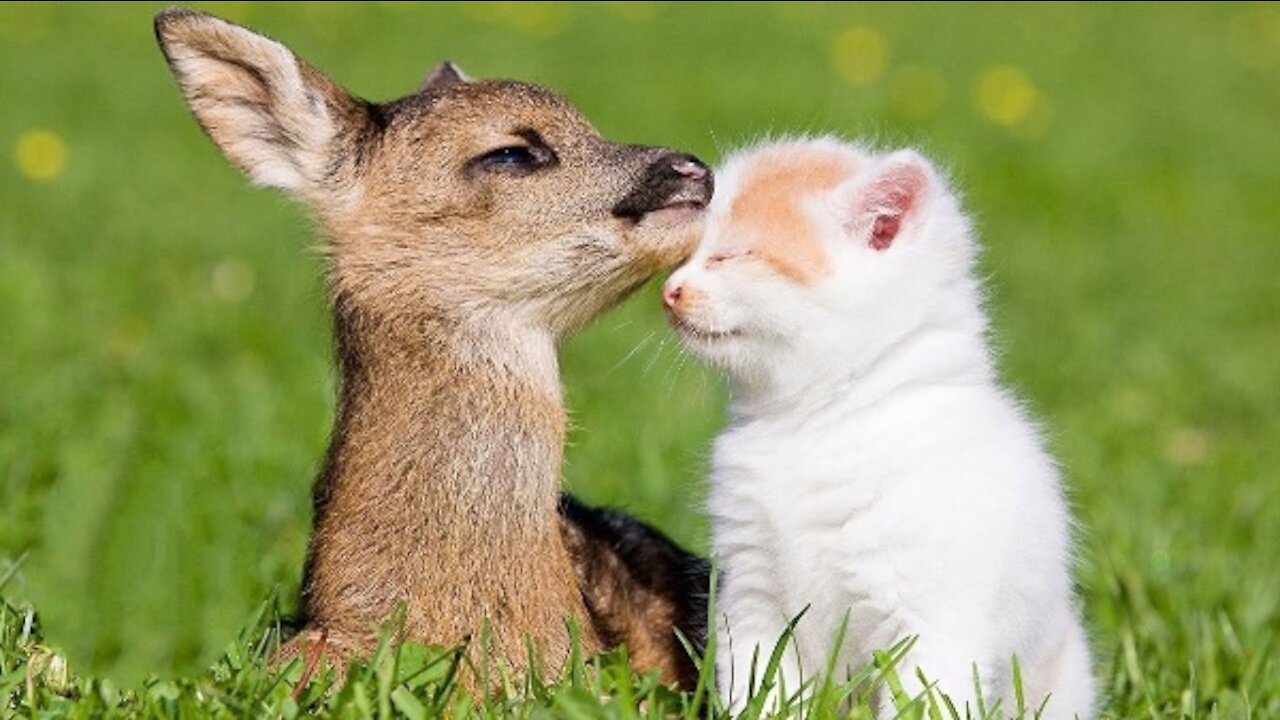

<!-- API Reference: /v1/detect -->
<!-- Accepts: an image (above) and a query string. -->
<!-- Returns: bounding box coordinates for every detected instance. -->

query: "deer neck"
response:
[301,295,578,640]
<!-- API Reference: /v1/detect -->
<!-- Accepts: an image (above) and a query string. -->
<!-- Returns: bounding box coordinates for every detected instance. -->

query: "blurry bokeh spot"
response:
[459,1,571,38]
[15,129,67,182]
[1165,428,1211,468]
[1229,5,1280,69]
[831,27,888,86]
[210,260,256,304]
[975,65,1050,139]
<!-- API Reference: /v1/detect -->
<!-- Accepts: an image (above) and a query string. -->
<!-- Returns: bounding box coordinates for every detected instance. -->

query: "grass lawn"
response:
[1,2,1277,717]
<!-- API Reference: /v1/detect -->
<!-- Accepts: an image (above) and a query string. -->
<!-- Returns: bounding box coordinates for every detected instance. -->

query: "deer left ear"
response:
[154,7,367,198]
[843,150,931,252]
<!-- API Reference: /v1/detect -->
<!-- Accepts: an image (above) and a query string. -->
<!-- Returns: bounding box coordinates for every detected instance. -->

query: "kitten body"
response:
[664,138,1094,718]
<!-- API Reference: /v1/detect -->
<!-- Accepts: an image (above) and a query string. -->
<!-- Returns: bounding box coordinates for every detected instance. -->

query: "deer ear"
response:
[842,150,932,252]
[154,7,364,197]
[419,61,470,94]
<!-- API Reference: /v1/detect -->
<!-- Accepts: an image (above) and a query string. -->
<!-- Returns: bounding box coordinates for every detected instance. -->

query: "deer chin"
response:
[642,201,704,227]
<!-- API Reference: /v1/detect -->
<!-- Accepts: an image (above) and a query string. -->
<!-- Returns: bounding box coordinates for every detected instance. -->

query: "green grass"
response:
[1,1,1277,717]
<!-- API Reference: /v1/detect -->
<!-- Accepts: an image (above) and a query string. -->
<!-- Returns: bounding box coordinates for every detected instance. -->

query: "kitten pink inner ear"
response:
[854,160,929,252]
[870,214,901,251]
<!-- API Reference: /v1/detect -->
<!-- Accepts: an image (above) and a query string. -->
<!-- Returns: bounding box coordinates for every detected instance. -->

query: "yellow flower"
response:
[1229,5,1280,69]
[975,65,1050,139]
[832,27,888,86]
[462,1,569,38]
[16,129,67,182]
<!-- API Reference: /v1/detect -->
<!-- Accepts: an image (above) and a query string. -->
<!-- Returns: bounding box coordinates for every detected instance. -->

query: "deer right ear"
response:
[154,7,364,197]
[419,61,470,94]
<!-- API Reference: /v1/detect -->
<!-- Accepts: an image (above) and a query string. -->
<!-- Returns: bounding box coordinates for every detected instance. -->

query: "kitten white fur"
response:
[664,138,1095,718]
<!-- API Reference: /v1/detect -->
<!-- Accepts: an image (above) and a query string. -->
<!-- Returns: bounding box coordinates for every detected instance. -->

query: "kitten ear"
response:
[842,150,932,252]
[419,61,470,94]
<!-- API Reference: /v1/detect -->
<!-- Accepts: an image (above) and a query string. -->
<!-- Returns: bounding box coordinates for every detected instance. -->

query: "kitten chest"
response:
[713,421,914,659]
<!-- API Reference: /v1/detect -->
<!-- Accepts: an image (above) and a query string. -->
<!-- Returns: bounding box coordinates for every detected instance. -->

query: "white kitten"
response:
[664,138,1095,718]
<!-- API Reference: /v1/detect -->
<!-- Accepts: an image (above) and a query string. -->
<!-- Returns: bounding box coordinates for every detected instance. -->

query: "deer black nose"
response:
[671,156,709,181]
[612,152,714,220]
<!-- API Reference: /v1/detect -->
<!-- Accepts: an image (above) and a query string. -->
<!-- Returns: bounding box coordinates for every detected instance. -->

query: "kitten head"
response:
[664,137,978,397]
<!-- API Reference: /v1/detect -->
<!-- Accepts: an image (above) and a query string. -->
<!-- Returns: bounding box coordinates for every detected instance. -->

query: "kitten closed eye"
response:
[705,250,757,268]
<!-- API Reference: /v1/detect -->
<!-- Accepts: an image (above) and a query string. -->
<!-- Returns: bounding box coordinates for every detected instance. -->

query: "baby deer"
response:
[155,6,712,688]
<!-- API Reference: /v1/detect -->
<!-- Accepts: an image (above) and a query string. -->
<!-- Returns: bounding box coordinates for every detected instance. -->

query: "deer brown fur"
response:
[154,7,711,689]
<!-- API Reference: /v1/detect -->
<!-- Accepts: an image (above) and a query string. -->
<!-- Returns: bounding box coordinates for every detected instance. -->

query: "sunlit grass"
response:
[1,2,1277,717]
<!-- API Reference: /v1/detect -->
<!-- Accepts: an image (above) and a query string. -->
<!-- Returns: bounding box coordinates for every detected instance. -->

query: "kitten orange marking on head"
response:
[727,148,855,284]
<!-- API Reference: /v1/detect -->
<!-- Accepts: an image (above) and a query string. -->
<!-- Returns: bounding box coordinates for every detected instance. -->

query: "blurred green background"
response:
[1,1,1276,714]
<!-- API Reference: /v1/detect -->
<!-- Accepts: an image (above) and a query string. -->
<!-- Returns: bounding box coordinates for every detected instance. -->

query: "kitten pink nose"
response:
[662,280,683,310]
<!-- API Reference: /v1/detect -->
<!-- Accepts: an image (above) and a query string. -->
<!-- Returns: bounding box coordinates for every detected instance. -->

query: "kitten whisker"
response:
[607,330,655,377]
[643,334,670,378]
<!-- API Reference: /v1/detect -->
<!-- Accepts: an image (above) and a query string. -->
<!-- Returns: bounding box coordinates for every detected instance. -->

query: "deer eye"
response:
[479,146,536,167]
[472,137,557,175]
